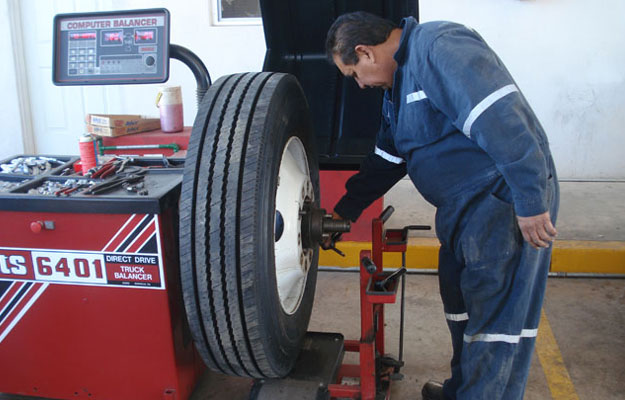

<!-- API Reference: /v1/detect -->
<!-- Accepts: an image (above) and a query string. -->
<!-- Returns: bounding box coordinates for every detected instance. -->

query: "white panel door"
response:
[20,0,114,155]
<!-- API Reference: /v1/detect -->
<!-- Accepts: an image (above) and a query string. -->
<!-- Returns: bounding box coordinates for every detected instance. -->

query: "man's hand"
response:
[516,211,557,249]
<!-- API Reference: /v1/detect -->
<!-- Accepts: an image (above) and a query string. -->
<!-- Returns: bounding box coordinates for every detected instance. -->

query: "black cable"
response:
[170,44,211,106]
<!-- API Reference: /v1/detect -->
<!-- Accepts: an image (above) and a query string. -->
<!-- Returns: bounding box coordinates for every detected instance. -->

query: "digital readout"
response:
[134,30,155,43]
[70,32,96,40]
[103,31,123,43]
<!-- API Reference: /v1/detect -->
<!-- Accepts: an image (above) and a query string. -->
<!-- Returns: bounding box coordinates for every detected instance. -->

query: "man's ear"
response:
[354,44,375,63]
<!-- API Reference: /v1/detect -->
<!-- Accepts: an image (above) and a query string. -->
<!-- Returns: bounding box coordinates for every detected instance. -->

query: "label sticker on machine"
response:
[0,249,164,289]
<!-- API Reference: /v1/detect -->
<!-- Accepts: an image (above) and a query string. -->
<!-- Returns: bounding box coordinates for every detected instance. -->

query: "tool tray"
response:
[0,154,79,194]
[0,154,182,214]
[383,224,431,251]
[365,272,400,304]
[384,228,408,244]
[0,154,77,179]
[0,175,31,193]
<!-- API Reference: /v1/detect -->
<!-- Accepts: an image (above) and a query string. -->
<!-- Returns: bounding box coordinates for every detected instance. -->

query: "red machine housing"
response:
[0,164,204,399]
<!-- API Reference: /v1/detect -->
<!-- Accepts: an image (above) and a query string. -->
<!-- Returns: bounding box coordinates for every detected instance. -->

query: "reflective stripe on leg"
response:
[445,312,469,322]
[463,328,537,344]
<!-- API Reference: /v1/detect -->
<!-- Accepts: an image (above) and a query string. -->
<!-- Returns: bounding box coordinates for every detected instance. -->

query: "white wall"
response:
[0,0,26,159]
[420,0,625,180]
[1,0,623,179]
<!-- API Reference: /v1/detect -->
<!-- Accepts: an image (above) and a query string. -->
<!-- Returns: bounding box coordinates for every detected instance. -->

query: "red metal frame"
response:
[327,214,408,400]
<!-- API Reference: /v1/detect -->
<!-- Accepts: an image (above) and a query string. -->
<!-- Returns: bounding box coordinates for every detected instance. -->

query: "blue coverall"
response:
[334,17,559,399]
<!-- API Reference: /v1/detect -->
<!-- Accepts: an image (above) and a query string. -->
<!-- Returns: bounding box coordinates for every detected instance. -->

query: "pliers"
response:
[84,171,146,195]
[55,185,82,196]
[91,160,117,178]
[54,181,93,197]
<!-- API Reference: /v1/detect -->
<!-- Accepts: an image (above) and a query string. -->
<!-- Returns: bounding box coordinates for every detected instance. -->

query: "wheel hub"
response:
[299,202,351,249]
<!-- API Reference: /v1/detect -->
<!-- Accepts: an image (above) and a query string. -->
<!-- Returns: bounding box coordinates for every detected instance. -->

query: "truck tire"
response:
[179,72,319,378]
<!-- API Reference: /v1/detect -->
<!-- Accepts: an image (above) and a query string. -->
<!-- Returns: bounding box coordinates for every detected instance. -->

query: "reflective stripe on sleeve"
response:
[374,146,405,164]
[462,84,518,138]
[406,90,428,103]
[445,312,469,322]
[464,328,538,344]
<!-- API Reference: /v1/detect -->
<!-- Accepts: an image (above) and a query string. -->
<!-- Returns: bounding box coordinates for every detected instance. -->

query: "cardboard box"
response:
[86,114,156,128]
[86,118,161,137]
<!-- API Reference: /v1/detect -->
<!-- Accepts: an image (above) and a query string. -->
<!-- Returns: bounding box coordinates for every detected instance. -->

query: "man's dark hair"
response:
[326,11,397,65]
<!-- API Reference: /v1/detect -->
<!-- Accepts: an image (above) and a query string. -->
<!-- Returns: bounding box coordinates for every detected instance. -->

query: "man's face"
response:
[333,47,394,90]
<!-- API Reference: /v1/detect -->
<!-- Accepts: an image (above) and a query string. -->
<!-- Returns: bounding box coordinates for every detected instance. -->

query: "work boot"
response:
[421,380,447,400]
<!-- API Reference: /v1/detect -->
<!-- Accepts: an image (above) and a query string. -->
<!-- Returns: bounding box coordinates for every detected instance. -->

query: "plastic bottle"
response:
[156,86,184,133]
[78,134,97,175]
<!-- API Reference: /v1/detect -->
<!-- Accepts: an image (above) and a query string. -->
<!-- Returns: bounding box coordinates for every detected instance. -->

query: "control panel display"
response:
[53,9,170,85]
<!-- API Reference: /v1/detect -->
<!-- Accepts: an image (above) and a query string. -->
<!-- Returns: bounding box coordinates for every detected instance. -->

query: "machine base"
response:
[249,332,345,400]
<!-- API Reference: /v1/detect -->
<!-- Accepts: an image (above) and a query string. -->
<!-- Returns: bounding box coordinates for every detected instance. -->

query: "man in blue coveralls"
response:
[325,12,559,400]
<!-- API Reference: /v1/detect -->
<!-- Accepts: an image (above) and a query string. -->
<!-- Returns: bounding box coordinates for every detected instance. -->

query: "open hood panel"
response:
[260,0,418,169]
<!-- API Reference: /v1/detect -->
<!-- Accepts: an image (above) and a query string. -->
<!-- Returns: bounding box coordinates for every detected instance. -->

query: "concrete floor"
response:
[192,271,625,399]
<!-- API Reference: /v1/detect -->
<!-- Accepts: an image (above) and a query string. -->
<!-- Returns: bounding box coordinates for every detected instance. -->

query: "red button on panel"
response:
[30,221,43,233]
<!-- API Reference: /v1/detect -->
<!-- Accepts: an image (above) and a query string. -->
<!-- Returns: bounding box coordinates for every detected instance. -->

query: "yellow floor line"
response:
[536,309,579,400]
[319,239,625,274]
[319,238,440,269]
[550,240,625,274]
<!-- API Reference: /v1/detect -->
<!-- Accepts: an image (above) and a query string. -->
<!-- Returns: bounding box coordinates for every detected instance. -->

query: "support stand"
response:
[251,206,430,400]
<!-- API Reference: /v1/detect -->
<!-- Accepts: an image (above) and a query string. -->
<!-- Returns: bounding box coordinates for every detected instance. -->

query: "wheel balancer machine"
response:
[0,3,423,399]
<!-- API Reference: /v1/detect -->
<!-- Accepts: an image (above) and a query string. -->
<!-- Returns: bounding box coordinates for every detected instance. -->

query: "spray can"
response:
[156,86,184,133]
[78,134,97,175]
